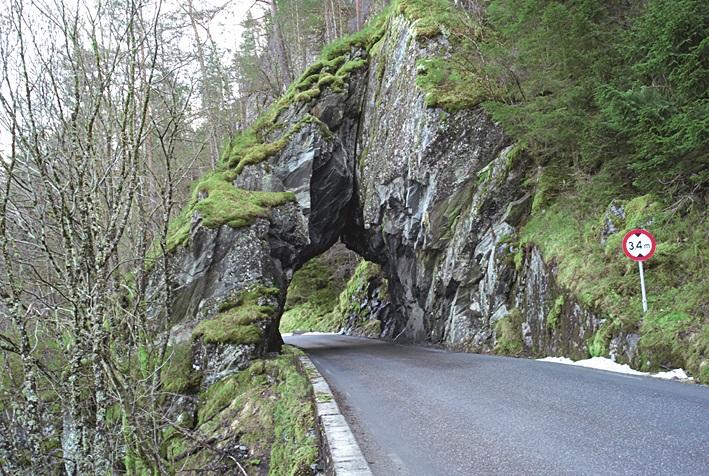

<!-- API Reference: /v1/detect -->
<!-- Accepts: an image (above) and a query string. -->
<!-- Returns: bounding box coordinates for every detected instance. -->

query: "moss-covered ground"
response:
[164,347,318,475]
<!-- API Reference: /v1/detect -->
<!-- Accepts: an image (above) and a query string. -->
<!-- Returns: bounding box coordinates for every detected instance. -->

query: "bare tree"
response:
[0,0,202,473]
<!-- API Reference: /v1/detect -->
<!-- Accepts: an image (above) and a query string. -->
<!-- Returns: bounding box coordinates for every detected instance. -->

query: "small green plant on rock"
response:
[546,295,565,330]
[494,309,524,356]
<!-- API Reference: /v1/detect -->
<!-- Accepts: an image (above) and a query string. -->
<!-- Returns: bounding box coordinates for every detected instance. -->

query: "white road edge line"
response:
[298,355,373,476]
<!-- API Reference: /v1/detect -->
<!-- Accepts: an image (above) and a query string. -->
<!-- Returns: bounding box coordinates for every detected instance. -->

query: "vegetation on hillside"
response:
[278,0,708,379]
[479,0,708,380]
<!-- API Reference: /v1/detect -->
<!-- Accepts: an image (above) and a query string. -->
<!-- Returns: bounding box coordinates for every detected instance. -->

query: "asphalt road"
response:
[284,334,709,476]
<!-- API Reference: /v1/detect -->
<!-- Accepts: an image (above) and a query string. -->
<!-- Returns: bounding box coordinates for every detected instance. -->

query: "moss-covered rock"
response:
[164,347,318,474]
[334,260,389,337]
[280,244,360,333]
[494,309,524,356]
[161,342,202,394]
[193,286,279,345]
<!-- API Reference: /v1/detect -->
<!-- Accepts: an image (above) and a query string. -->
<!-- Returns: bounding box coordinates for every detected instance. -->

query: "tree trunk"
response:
[187,0,219,169]
[269,0,293,90]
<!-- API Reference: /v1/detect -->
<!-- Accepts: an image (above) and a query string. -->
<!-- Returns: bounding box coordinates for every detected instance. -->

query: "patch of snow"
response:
[574,357,646,375]
[281,331,340,337]
[652,368,692,381]
[538,356,694,382]
[538,356,575,365]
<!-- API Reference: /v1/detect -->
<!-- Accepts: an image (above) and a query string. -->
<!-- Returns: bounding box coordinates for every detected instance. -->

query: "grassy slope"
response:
[521,177,708,379]
[478,0,708,381]
[164,347,317,475]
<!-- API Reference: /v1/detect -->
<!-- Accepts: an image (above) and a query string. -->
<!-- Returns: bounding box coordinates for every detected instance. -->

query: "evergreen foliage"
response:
[484,0,708,196]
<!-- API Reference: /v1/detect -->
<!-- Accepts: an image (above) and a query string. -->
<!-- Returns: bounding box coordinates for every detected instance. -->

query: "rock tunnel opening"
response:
[277,243,375,336]
[270,168,402,348]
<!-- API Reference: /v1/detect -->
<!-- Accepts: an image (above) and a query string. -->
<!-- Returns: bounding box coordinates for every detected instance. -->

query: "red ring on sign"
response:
[622,229,656,262]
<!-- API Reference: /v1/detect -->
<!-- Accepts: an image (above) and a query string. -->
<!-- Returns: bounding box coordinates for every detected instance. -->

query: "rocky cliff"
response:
[153,3,704,464]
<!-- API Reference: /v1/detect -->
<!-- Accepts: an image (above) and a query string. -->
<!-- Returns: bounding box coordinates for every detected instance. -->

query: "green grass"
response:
[268,347,319,476]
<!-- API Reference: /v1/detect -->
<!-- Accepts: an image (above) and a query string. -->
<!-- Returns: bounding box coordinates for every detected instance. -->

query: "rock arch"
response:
[158,13,605,391]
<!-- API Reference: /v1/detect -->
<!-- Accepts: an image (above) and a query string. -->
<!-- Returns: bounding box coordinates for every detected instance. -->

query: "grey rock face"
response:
[160,12,618,394]
[600,200,626,244]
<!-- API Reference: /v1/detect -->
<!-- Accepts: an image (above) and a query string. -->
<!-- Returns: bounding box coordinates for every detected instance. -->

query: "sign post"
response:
[621,229,656,313]
[638,260,648,313]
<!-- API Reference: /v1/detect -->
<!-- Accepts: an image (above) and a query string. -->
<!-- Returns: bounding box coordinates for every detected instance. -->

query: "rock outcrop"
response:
[156,5,643,436]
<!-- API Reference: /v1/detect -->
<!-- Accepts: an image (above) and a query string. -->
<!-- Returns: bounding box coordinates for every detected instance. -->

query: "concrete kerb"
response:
[298,355,372,476]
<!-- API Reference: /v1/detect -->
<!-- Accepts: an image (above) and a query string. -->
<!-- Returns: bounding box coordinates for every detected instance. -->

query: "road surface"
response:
[285,334,709,476]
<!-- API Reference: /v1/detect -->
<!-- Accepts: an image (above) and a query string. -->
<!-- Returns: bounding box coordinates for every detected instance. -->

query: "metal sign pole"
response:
[638,261,648,313]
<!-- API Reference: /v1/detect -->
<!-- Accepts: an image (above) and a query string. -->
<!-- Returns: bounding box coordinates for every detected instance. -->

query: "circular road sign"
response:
[622,229,656,262]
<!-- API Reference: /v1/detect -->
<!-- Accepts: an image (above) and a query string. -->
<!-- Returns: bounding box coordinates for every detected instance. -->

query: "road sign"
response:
[622,229,656,261]
[621,229,656,313]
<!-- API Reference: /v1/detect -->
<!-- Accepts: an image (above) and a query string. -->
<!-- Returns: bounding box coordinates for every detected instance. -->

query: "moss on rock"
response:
[416,57,487,112]
[280,245,360,333]
[193,286,279,345]
[165,174,295,251]
[337,260,381,318]
[494,309,524,356]
[168,348,318,474]
[546,295,565,330]
[161,342,202,394]
[331,260,387,337]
